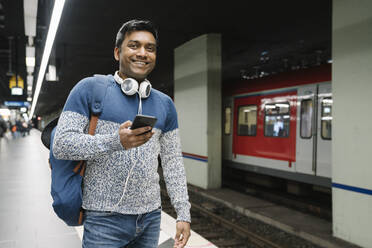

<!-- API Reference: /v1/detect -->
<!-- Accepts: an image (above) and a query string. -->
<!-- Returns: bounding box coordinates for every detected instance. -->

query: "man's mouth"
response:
[131,59,149,66]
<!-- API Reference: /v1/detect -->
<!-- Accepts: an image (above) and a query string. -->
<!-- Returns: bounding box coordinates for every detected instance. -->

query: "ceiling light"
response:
[46,65,58,81]
[26,57,35,67]
[27,66,34,73]
[26,45,35,66]
[27,75,33,85]
[24,0,38,37]
[30,0,66,118]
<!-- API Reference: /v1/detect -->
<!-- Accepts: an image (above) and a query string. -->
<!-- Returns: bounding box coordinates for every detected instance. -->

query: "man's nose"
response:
[136,47,147,57]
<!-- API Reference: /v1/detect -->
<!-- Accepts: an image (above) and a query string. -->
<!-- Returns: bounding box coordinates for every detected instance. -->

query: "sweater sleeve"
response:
[53,78,124,161]
[159,98,191,223]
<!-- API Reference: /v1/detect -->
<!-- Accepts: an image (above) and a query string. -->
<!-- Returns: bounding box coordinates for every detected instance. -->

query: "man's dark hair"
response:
[115,19,158,49]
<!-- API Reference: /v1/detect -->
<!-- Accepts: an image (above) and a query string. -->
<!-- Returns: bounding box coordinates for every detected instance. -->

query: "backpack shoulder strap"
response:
[87,74,112,134]
[90,74,112,116]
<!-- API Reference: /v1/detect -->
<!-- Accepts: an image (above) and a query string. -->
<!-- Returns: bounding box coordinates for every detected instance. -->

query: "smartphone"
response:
[130,114,157,134]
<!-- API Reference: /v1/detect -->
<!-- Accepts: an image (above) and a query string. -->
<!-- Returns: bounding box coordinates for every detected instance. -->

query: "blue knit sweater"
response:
[53,75,191,222]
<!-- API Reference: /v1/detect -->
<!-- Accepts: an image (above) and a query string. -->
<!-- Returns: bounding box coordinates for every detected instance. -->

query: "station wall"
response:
[332,1,372,247]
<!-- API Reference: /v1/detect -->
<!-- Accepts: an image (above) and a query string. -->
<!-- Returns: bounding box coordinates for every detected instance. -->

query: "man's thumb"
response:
[121,121,132,129]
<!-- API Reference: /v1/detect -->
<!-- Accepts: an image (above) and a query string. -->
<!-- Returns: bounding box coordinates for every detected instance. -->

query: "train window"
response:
[224,107,232,135]
[321,98,332,140]
[300,99,313,139]
[237,105,257,136]
[264,102,290,137]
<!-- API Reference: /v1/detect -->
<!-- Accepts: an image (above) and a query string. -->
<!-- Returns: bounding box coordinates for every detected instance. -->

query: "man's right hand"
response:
[119,121,154,150]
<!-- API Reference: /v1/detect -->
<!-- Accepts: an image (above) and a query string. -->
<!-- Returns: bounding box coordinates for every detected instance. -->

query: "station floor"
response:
[0,130,215,248]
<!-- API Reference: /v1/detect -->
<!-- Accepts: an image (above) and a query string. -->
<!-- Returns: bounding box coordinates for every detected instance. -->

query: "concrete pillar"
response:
[174,34,221,189]
[332,1,372,247]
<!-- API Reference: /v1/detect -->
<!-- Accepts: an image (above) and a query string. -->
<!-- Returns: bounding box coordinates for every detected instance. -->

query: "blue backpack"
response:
[41,75,111,226]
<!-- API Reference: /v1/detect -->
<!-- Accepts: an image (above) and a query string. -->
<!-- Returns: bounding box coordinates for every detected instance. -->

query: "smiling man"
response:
[53,19,191,248]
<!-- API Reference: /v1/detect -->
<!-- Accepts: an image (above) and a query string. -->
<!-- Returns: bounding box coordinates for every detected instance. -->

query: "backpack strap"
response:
[73,75,111,176]
[76,75,112,226]
[88,115,99,135]
[90,74,112,115]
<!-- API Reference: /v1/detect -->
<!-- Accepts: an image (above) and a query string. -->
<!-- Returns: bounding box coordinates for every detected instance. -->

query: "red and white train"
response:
[222,64,332,187]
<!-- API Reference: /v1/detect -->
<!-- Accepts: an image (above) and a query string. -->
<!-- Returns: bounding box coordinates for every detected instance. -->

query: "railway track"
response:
[160,185,285,248]
[222,166,332,220]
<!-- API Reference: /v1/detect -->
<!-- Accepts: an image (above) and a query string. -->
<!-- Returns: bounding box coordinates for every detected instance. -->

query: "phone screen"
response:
[130,114,157,133]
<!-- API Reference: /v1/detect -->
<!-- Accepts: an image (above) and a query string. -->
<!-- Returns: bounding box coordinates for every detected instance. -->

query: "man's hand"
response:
[174,221,191,248]
[119,121,154,149]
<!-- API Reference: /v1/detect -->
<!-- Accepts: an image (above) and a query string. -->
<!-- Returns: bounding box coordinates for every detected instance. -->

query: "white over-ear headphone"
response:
[114,71,152,98]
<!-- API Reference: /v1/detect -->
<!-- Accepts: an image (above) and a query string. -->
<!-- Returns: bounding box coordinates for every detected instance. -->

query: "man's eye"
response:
[128,43,138,49]
[146,46,156,52]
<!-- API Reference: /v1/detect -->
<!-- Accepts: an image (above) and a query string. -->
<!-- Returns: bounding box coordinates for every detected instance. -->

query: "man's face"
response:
[114,30,156,81]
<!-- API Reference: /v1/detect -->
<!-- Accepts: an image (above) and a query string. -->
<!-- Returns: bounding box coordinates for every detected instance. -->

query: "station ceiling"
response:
[0,0,331,117]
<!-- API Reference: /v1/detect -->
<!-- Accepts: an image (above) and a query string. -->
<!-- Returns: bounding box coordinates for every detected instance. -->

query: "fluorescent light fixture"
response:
[27,75,33,82]
[27,66,34,73]
[24,0,38,37]
[30,0,66,118]
[26,46,35,66]
[27,97,32,102]
[26,57,35,67]
[46,64,57,81]
[27,75,33,90]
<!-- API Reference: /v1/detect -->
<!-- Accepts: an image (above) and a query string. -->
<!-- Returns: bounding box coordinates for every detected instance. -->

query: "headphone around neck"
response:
[114,71,152,98]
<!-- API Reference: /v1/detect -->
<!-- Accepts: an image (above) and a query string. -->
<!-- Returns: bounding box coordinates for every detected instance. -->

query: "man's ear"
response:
[114,47,120,61]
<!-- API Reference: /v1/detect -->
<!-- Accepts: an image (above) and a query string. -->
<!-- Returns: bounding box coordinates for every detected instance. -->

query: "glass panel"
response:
[321,98,332,140]
[224,107,231,135]
[264,102,290,137]
[300,99,313,138]
[238,105,257,136]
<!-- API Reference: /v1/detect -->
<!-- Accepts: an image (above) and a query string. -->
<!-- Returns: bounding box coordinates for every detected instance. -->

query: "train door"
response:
[295,85,317,175]
[222,97,233,161]
[316,83,332,178]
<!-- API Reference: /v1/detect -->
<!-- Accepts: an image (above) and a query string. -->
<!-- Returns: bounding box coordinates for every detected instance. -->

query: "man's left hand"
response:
[174,221,191,248]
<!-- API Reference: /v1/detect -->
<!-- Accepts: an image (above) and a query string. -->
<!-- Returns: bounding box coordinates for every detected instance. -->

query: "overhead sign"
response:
[4,101,30,107]
[11,87,23,96]
[9,75,24,89]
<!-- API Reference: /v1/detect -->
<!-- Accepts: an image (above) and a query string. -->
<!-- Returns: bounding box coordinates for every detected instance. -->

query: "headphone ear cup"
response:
[139,80,152,98]
[121,78,139,96]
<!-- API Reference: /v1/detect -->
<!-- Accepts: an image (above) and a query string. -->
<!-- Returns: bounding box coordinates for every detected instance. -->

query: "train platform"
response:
[187,185,361,248]
[0,129,215,248]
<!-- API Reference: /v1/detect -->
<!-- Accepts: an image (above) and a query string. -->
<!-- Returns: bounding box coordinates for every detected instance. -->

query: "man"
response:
[53,19,191,248]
